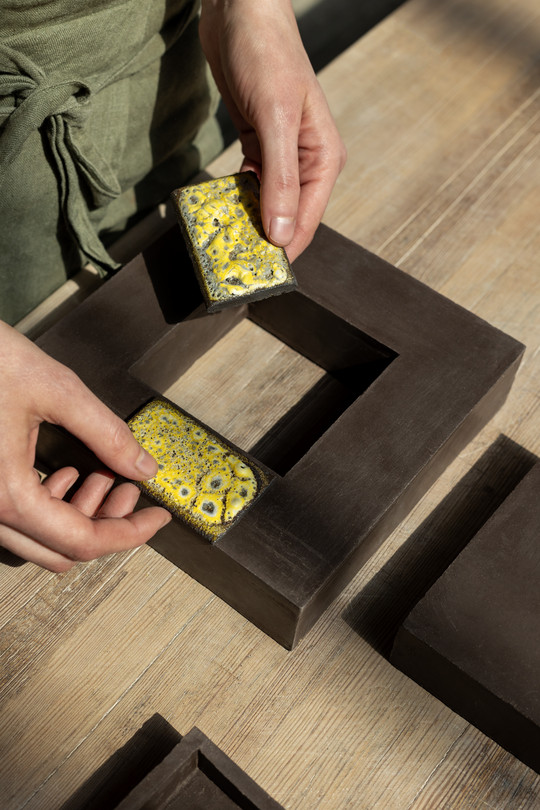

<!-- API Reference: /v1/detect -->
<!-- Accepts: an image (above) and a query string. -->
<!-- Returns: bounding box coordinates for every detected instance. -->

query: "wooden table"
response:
[2,0,539,806]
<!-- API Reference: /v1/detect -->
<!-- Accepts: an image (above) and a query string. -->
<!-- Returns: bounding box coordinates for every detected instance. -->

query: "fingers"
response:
[42,469,139,519]
[0,525,78,573]
[258,103,346,262]
[97,482,141,518]
[285,144,346,263]
[69,470,115,516]
[199,0,346,262]
[0,323,158,484]
[0,501,171,571]
[225,24,345,260]
[0,470,172,572]
[48,376,158,482]
[21,483,172,561]
[0,317,169,573]
[41,467,79,498]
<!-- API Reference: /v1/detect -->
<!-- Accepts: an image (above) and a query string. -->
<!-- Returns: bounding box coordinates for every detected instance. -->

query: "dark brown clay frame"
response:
[390,463,540,774]
[37,221,524,649]
[115,726,284,809]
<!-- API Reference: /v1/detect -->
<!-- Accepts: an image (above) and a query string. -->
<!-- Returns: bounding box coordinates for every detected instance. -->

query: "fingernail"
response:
[66,471,80,489]
[269,216,295,246]
[159,511,172,529]
[135,447,158,479]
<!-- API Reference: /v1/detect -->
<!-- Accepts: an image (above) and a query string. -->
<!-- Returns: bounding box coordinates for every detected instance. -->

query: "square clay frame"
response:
[37,221,524,648]
[115,726,284,809]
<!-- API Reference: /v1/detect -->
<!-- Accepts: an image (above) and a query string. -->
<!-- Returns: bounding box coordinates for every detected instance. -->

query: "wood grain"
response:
[163,319,327,453]
[2,0,540,807]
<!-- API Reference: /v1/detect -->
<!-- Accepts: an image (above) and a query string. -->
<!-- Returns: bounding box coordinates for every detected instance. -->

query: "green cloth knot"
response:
[0,43,121,271]
[0,77,91,161]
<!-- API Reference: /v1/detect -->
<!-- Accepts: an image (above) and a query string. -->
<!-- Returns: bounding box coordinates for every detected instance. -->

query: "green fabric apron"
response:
[0,0,222,324]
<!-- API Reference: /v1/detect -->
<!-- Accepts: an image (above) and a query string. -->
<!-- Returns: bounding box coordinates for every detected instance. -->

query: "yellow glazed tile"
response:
[171,172,296,312]
[128,399,274,542]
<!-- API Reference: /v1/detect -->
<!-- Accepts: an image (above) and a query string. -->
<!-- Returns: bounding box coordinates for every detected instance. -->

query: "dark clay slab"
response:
[390,464,540,774]
[36,211,524,648]
[115,727,284,810]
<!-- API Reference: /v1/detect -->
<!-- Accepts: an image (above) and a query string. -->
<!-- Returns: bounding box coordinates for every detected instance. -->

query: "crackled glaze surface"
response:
[172,172,295,309]
[128,399,273,541]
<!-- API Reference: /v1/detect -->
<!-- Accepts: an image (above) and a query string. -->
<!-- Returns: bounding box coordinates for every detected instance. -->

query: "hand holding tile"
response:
[0,322,171,571]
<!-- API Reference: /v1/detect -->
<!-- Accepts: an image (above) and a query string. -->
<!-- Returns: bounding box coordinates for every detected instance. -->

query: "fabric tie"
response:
[0,44,121,271]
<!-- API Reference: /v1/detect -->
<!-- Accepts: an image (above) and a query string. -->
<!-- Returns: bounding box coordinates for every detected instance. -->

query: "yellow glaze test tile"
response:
[128,399,274,542]
[171,172,296,312]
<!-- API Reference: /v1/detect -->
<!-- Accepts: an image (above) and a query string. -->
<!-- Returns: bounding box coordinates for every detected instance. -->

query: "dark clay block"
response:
[115,727,285,810]
[36,203,524,649]
[391,464,540,774]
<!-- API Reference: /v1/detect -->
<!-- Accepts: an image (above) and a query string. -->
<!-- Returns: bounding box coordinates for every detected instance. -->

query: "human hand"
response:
[199,0,346,262]
[0,322,171,572]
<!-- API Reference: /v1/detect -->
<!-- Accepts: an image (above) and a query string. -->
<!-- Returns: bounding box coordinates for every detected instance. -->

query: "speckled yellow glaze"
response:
[172,172,296,310]
[128,399,273,541]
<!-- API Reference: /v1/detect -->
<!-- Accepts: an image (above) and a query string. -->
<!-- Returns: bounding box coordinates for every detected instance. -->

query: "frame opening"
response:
[132,292,397,475]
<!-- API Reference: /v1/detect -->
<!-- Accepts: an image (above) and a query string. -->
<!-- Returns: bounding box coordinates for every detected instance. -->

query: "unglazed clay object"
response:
[171,172,296,312]
[128,399,274,542]
[116,726,285,809]
[391,463,540,773]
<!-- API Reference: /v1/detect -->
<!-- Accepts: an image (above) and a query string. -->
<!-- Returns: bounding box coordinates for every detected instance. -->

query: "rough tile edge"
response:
[171,172,296,312]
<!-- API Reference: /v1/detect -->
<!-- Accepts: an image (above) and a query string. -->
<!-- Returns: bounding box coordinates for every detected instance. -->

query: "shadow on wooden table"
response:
[343,435,539,657]
[296,0,407,72]
[217,0,407,145]
[59,714,181,810]
[0,548,26,568]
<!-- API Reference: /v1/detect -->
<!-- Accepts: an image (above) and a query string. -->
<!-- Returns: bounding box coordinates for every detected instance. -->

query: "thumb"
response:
[0,322,158,482]
[47,370,158,482]
[257,112,300,249]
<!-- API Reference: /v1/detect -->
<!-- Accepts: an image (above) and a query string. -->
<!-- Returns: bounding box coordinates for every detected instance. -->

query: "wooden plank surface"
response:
[2,0,540,807]
[162,319,328,454]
